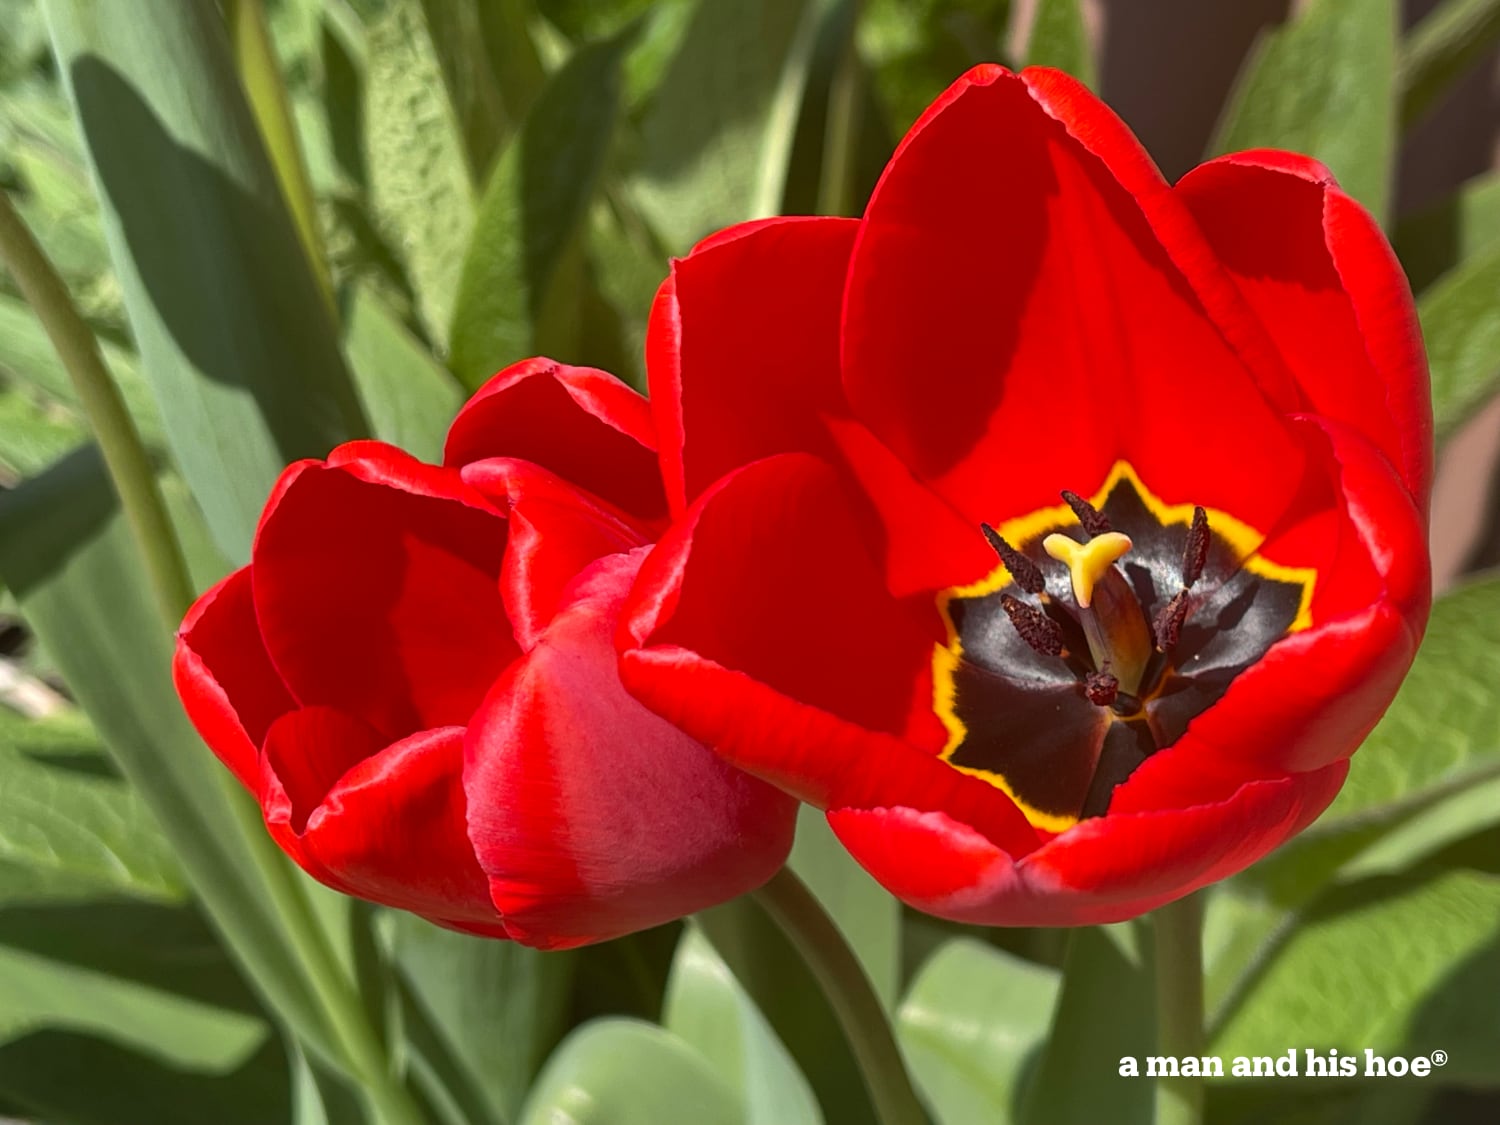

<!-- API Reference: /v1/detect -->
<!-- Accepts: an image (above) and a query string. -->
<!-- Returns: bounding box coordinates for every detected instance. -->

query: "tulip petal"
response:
[827,759,1345,927]
[174,567,297,790]
[1175,151,1432,508]
[260,712,505,928]
[649,216,859,512]
[463,458,650,649]
[467,550,797,950]
[843,64,1304,532]
[253,444,516,740]
[443,357,666,522]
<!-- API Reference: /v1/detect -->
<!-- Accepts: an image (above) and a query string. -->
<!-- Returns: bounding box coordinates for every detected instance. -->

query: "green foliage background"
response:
[0,0,1498,1122]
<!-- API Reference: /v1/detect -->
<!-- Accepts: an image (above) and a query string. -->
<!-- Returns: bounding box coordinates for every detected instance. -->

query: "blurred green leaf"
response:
[0,708,183,904]
[630,0,826,253]
[365,0,478,345]
[1421,242,1500,443]
[1025,0,1094,88]
[449,26,634,388]
[897,938,1060,1125]
[1214,870,1500,1085]
[1394,172,1500,296]
[1213,0,1396,225]
[1016,925,1153,1125]
[42,0,368,564]
[341,283,464,463]
[519,1018,744,1125]
[1398,0,1500,128]
[390,912,575,1124]
[292,1042,367,1125]
[663,926,823,1125]
[415,0,511,178]
[0,447,334,1057]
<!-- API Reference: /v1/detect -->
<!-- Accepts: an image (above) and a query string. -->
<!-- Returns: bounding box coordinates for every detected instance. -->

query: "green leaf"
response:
[42,0,368,564]
[390,911,575,1124]
[663,926,823,1125]
[1421,242,1500,443]
[341,284,464,464]
[1213,870,1500,1085]
[0,447,334,1057]
[897,938,1060,1125]
[1394,172,1500,296]
[0,708,183,904]
[1016,925,1154,1125]
[789,804,900,1008]
[414,0,512,178]
[1398,0,1500,128]
[449,27,634,389]
[519,1018,744,1125]
[364,0,478,345]
[1025,0,1095,88]
[629,0,826,253]
[1213,0,1396,225]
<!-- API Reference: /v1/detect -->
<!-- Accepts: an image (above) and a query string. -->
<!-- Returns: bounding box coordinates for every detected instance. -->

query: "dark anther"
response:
[1000,594,1064,657]
[1182,506,1209,587]
[1153,591,1190,653]
[1084,671,1118,707]
[1111,690,1144,718]
[981,523,1045,595]
[1061,490,1112,537]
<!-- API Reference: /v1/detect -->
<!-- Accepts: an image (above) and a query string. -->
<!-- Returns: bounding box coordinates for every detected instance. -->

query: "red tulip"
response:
[175,359,796,949]
[618,67,1432,926]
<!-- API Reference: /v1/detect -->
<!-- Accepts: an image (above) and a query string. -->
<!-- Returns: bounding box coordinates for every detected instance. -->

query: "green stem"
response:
[0,188,424,1125]
[752,868,928,1125]
[226,0,336,316]
[1152,893,1205,1125]
[0,189,194,627]
[1399,0,1500,127]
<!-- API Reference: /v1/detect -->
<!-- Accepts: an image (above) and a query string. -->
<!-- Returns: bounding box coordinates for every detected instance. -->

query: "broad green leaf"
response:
[1394,172,1500,295]
[583,194,666,392]
[1420,242,1500,443]
[1213,0,1396,225]
[449,27,634,388]
[1016,925,1154,1125]
[789,805,900,1008]
[898,938,1060,1125]
[1214,870,1500,1085]
[0,447,334,1057]
[390,911,575,1123]
[365,0,477,345]
[0,708,183,904]
[519,1018,744,1125]
[341,284,464,463]
[291,1041,367,1125]
[1399,0,1500,128]
[415,0,511,177]
[42,0,368,564]
[663,926,823,1125]
[0,378,81,479]
[1026,0,1094,88]
[629,0,823,253]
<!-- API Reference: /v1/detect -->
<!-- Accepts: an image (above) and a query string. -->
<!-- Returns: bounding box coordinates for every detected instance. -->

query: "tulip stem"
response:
[752,868,929,1125]
[1152,892,1205,1125]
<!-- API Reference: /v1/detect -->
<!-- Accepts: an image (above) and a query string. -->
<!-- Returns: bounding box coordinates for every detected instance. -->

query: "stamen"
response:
[980,523,1046,595]
[1084,671,1118,707]
[1042,532,1133,610]
[1000,594,1064,657]
[1061,490,1112,537]
[1182,506,1209,587]
[1153,591,1190,652]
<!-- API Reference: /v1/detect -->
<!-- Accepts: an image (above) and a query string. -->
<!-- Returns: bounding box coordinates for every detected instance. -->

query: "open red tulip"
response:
[618,66,1432,926]
[175,358,796,949]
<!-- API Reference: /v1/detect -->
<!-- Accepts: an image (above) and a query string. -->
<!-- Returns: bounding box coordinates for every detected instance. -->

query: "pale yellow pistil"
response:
[1043,530,1152,696]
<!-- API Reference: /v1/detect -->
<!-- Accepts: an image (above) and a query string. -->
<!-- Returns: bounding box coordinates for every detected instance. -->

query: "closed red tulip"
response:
[618,67,1432,926]
[175,359,796,949]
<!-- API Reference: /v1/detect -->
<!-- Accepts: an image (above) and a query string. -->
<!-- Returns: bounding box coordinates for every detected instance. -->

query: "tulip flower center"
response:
[933,462,1315,833]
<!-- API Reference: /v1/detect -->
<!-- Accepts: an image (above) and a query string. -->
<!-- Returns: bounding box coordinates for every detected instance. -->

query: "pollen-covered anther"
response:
[1000,594,1064,657]
[981,523,1046,595]
[1061,490,1112,537]
[1084,671,1118,707]
[1042,531,1133,610]
[1153,591,1190,653]
[1182,506,1210,587]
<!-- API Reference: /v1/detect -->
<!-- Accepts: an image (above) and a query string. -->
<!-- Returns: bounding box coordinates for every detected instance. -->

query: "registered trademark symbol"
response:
[1431,1050,1448,1067]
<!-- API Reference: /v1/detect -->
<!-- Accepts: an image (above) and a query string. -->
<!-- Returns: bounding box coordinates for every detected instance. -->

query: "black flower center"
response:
[934,463,1314,831]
